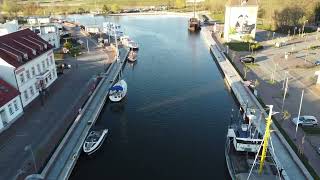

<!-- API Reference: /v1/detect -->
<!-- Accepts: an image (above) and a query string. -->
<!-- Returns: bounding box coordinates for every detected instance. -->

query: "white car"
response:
[291,116,318,127]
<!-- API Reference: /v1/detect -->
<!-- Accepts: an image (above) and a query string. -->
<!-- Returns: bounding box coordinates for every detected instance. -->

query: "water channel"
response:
[69,15,236,180]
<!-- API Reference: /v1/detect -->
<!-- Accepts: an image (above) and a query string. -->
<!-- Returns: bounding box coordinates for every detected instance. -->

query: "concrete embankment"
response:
[201,26,313,180]
[27,48,129,180]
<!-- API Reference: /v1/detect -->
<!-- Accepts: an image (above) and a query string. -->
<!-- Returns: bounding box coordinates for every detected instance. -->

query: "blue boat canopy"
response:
[110,85,123,91]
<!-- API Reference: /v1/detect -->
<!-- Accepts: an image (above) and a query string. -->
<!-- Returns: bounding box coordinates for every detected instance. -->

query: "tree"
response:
[102,4,110,14]
[110,4,120,13]
[1,0,20,17]
[63,41,72,50]
[78,8,86,14]
[174,0,185,9]
[22,3,40,16]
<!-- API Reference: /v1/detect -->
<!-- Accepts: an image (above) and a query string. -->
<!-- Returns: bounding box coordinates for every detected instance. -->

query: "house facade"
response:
[24,24,61,49]
[0,79,23,130]
[0,20,19,36]
[0,29,57,107]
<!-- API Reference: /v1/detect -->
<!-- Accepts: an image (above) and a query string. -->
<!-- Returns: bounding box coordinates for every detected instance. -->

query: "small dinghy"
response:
[109,79,127,102]
[83,129,108,155]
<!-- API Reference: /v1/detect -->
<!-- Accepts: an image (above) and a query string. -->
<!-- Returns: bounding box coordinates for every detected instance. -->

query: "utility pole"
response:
[295,89,304,140]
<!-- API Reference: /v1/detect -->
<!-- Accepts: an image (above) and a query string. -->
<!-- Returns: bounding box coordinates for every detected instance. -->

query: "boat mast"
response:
[259,105,273,174]
[193,0,196,18]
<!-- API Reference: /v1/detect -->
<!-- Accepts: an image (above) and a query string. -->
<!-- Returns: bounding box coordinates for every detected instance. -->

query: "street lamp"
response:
[24,145,38,173]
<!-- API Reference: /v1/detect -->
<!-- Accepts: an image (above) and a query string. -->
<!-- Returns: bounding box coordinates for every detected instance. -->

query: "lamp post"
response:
[24,145,37,173]
[295,89,304,140]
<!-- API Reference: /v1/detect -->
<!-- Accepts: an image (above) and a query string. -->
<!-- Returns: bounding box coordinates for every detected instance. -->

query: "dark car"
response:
[240,56,255,63]
[315,60,320,66]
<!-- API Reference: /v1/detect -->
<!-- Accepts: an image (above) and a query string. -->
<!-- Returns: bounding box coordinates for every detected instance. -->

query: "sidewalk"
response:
[210,27,320,178]
[0,27,114,180]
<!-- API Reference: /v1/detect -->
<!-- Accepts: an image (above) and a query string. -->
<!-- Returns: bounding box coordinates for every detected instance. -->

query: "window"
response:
[48,72,52,80]
[53,68,56,77]
[23,90,28,100]
[26,70,31,79]
[37,64,41,74]
[8,104,14,115]
[13,100,19,111]
[19,73,25,84]
[30,86,35,96]
[31,67,36,76]
[46,58,49,67]
[35,82,39,91]
[50,56,53,65]
[42,61,46,70]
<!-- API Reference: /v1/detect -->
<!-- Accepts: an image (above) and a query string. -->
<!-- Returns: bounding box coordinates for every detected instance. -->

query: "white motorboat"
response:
[120,36,139,50]
[83,129,108,155]
[127,50,138,62]
[109,79,127,102]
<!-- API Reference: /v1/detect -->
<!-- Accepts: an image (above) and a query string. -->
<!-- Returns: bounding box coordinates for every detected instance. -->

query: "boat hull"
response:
[109,79,127,102]
[83,129,108,155]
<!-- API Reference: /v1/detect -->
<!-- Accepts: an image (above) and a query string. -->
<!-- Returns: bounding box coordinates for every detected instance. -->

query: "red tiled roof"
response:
[0,79,20,107]
[0,29,53,68]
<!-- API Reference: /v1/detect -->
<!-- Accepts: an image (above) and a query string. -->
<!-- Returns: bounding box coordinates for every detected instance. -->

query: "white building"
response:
[23,24,61,48]
[224,0,258,42]
[0,29,57,107]
[0,79,23,130]
[0,20,19,36]
[27,16,51,25]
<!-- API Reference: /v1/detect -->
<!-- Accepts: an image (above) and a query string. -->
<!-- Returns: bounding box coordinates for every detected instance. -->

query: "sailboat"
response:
[109,27,128,102]
[188,0,201,32]
[225,105,283,180]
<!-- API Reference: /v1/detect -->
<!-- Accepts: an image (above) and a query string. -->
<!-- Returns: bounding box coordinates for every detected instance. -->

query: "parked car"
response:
[240,56,255,63]
[318,146,320,155]
[55,62,71,69]
[315,60,320,66]
[275,41,286,48]
[291,116,318,127]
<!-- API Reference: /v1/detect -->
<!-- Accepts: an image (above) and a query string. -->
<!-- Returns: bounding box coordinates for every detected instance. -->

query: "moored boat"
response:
[225,106,283,180]
[109,79,127,102]
[83,129,109,155]
[127,50,138,62]
[188,17,201,32]
[120,35,139,50]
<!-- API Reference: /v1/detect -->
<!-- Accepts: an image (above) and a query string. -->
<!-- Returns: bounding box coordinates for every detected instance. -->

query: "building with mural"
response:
[224,0,258,42]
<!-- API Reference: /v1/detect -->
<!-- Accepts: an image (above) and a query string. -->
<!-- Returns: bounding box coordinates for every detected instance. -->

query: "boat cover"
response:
[110,85,123,91]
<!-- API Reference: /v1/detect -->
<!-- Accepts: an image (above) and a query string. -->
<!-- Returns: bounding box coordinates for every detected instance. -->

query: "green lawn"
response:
[302,127,320,135]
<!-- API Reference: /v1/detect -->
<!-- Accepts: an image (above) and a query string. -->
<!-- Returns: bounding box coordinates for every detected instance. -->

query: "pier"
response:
[27,48,129,180]
[201,26,312,179]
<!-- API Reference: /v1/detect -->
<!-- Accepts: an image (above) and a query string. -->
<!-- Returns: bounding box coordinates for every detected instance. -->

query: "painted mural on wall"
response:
[224,1,258,42]
[229,8,256,39]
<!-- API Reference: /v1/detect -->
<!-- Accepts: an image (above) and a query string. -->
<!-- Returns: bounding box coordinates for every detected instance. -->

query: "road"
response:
[0,26,113,180]
[220,30,320,177]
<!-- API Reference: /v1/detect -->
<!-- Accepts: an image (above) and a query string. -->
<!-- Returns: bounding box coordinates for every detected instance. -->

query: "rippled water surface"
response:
[70,15,235,180]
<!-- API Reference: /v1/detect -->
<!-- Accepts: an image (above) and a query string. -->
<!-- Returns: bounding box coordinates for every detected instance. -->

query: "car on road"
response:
[240,56,255,63]
[291,116,318,127]
[55,62,72,69]
[315,60,320,66]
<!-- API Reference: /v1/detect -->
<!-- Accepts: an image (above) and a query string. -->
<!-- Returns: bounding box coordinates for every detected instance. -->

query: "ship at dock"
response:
[225,105,283,180]
[188,0,201,32]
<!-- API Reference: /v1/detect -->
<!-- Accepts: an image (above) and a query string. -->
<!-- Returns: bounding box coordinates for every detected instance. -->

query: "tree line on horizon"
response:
[1,0,320,32]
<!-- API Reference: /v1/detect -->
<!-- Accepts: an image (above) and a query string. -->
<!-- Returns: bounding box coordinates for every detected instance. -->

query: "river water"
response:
[69,15,235,180]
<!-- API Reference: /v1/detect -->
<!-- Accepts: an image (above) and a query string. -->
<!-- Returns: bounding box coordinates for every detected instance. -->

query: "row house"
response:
[0,20,19,36]
[0,79,23,130]
[23,24,61,49]
[0,29,57,107]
